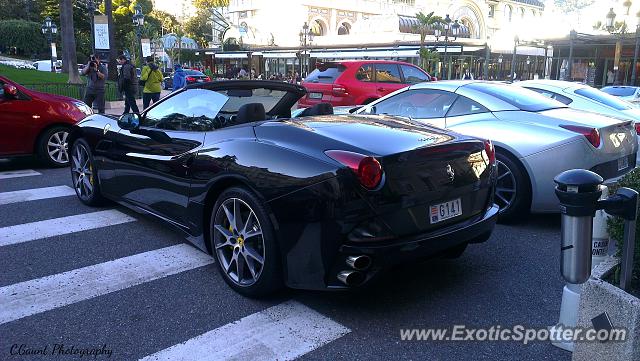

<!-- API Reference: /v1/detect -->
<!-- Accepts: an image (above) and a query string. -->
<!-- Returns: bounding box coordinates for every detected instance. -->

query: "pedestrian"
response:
[463,70,474,80]
[140,56,163,109]
[117,55,139,114]
[81,54,107,114]
[238,67,248,79]
[172,64,186,91]
[607,69,615,85]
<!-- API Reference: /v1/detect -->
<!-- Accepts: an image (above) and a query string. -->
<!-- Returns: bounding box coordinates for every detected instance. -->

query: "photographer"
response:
[81,54,107,114]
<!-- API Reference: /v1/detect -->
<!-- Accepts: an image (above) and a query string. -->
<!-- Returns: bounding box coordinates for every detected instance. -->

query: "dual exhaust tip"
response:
[337,255,372,286]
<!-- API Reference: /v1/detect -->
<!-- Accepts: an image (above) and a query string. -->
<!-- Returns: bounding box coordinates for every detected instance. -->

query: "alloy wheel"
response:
[495,160,517,213]
[71,144,94,200]
[212,198,265,287]
[47,131,69,164]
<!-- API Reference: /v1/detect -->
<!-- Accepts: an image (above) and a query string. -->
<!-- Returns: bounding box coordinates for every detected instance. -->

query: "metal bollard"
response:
[554,170,603,284]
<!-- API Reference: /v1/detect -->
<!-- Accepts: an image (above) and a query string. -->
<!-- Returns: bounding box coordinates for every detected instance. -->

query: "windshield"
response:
[576,87,634,110]
[215,88,288,114]
[186,70,205,76]
[601,86,637,97]
[466,83,566,112]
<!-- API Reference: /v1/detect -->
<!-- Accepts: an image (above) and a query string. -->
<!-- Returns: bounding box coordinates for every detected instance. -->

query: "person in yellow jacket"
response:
[140,56,164,109]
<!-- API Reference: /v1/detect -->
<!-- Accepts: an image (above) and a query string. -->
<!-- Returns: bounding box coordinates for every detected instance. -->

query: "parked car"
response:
[162,70,211,90]
[601,85,640,104]
[68,80,498,296]
[353,81,638,221]
[33,60,62,73]
[0,76,92,166]
[298,60,434,108]
[518,80,640,165]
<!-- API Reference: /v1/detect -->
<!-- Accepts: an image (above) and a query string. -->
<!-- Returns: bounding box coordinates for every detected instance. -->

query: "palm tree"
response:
[413,12,442,73]
[60,0,82,84]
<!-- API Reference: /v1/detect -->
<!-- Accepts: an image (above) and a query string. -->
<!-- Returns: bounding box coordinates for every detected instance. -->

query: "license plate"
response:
[309,92,323,99]
[430,198,462,224]
[197,79,204,82]
[618,156,629,171]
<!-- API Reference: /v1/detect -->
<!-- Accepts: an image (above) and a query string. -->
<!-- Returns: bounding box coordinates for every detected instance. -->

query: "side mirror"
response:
[118,113,140,130]
[3,84,18,99]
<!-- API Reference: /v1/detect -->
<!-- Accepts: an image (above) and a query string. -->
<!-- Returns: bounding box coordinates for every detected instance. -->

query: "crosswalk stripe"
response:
[0,169,41,180]
[0,244,214,325]
[0,185,76,205]
[139,300,351,361]
[0,209,136,247]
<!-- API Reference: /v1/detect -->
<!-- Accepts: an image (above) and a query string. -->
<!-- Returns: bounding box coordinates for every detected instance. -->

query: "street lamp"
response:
[299,22,314,77]
[132,4,145,67]
[434,14,460,80]
[498,54,503,80]
[605,8,625,85]
[41,17,57,73]
[511,35,519,81]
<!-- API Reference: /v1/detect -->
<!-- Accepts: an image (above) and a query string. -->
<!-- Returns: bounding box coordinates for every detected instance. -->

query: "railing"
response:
[20,83,140,102]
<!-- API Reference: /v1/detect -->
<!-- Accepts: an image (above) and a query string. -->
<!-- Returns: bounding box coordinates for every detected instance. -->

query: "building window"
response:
[505,5,513,22]
[310,19,327,36]
[488,5,495,18]
[337,22,351,35]
[520,8,525,19]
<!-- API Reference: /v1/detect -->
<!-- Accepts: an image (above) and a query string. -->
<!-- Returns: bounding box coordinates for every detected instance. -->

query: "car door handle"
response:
[377,87,386,92]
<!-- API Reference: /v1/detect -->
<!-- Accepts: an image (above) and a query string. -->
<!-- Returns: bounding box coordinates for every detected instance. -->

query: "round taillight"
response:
[358,157,383,189]
[325,150,383,190]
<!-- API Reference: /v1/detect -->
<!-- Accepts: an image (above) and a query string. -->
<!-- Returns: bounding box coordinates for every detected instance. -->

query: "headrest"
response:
[236,103,266,124]
[298,102,334,117]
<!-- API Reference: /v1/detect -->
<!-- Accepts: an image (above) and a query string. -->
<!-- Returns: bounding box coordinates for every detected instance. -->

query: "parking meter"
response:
[554,170,603,284]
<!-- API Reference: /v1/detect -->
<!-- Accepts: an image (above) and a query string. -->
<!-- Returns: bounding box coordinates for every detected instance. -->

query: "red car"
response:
[299,60,434,107]
[0,76,92,167]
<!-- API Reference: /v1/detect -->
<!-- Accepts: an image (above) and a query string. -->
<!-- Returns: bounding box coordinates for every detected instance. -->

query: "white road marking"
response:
[0,209,136,247]
[0,169,41,180]
[0,244,214,324]
[139,300,351,361]
[0,185,76,205]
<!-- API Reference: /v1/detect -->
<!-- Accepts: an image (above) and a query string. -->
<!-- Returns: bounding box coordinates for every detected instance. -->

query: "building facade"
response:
[205,0,546,79]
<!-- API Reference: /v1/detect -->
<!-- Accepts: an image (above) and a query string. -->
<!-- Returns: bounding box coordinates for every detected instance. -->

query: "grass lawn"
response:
[0,64,77,84]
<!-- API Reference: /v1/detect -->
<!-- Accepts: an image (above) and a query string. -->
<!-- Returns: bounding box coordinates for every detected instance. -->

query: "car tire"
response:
[209,187,282,297]
[495,151,531,223]
[37,126,71,167]
[70,139,105,206]
[443,242,468,259]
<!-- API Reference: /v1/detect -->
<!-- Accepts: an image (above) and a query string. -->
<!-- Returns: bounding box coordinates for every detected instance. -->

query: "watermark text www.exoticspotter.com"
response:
[9,344,113,358]
[400,325,627,344]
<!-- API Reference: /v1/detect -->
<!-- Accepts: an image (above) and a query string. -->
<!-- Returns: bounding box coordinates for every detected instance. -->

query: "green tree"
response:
[0,0,44,22]
[192,0,228,10]
[184,10,211,47]
[0,20,47,57]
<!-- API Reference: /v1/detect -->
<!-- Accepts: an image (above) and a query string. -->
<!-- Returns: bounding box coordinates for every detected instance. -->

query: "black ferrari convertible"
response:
[68,80,499,296]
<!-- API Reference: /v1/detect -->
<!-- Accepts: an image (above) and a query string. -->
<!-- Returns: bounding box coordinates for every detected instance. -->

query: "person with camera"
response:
[140,56,163,109]
[117,55,140,114]
[81,54,107,114]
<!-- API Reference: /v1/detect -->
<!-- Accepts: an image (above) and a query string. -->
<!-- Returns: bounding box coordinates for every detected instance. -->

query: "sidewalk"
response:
[105,89,171,115]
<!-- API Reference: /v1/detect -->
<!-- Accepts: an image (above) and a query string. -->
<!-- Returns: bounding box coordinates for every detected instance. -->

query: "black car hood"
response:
[256,114,458,156]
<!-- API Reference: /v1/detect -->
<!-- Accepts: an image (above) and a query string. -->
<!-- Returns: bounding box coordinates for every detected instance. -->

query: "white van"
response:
[33,60,62,72]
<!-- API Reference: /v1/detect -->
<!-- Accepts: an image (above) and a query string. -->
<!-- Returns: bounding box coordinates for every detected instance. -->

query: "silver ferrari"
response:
[351,81,637,221]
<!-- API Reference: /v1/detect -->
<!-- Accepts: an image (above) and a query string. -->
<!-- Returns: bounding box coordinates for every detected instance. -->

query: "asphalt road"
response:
[0,157,570,361]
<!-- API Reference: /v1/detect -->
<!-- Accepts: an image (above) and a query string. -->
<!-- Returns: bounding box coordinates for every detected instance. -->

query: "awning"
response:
[214,52,250,59]
[262,52,298,58]
[310,49,420,59]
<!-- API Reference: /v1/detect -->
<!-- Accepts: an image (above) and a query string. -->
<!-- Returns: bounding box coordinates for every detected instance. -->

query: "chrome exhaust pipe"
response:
[337,270,365,286]
[346,255,372,270]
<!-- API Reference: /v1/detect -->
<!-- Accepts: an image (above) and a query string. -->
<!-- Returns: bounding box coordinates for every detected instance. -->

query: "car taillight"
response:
[186,76,195,82]
[205,77,211,81]
[332,85,348,97]
[560,125,601,148]
[484,139,496,165]
[325,150,383,189]
[634,122,640,135]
